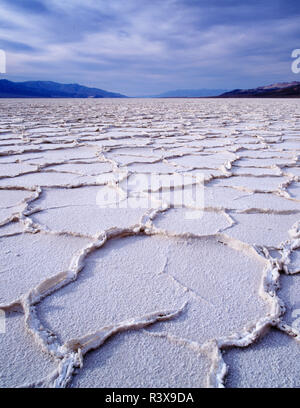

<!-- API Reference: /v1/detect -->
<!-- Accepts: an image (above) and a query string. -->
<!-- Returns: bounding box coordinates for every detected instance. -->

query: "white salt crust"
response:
[0,98,299,388]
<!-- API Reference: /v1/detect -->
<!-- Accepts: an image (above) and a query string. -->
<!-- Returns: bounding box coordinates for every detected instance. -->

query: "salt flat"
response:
[0,98,299,388]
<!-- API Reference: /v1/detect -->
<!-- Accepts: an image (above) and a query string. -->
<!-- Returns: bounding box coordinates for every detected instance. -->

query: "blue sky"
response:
[0,0,299,95]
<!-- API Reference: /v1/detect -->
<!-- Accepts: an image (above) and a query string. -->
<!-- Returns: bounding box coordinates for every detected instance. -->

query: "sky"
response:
[0,0,299,96]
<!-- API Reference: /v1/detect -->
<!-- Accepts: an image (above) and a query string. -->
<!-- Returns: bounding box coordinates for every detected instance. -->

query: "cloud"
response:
[0,39,38,53]
[1,0,300,95]
[1,0,50,14]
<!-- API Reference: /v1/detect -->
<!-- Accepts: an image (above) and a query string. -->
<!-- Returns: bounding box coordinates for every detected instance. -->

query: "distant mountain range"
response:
[0,80,127,98]
[140,82,300,98]
[219,82,300,98]
[144,88,228,98]
[1,79,300,99]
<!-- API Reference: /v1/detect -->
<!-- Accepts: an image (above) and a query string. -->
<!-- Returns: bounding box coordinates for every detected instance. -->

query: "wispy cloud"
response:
[1,0,299,95]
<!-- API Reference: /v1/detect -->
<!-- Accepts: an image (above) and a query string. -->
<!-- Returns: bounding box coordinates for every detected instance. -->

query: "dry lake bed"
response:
[0,98,299,388]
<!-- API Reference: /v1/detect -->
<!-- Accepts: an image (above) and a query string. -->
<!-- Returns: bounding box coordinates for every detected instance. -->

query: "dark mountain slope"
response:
[0,80,127,98]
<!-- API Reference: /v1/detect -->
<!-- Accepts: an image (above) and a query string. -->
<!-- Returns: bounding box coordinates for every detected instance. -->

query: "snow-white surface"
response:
[0,98,299,388]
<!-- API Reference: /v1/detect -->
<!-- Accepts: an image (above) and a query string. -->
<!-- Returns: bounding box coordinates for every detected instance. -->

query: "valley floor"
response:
[0,98,299,388]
